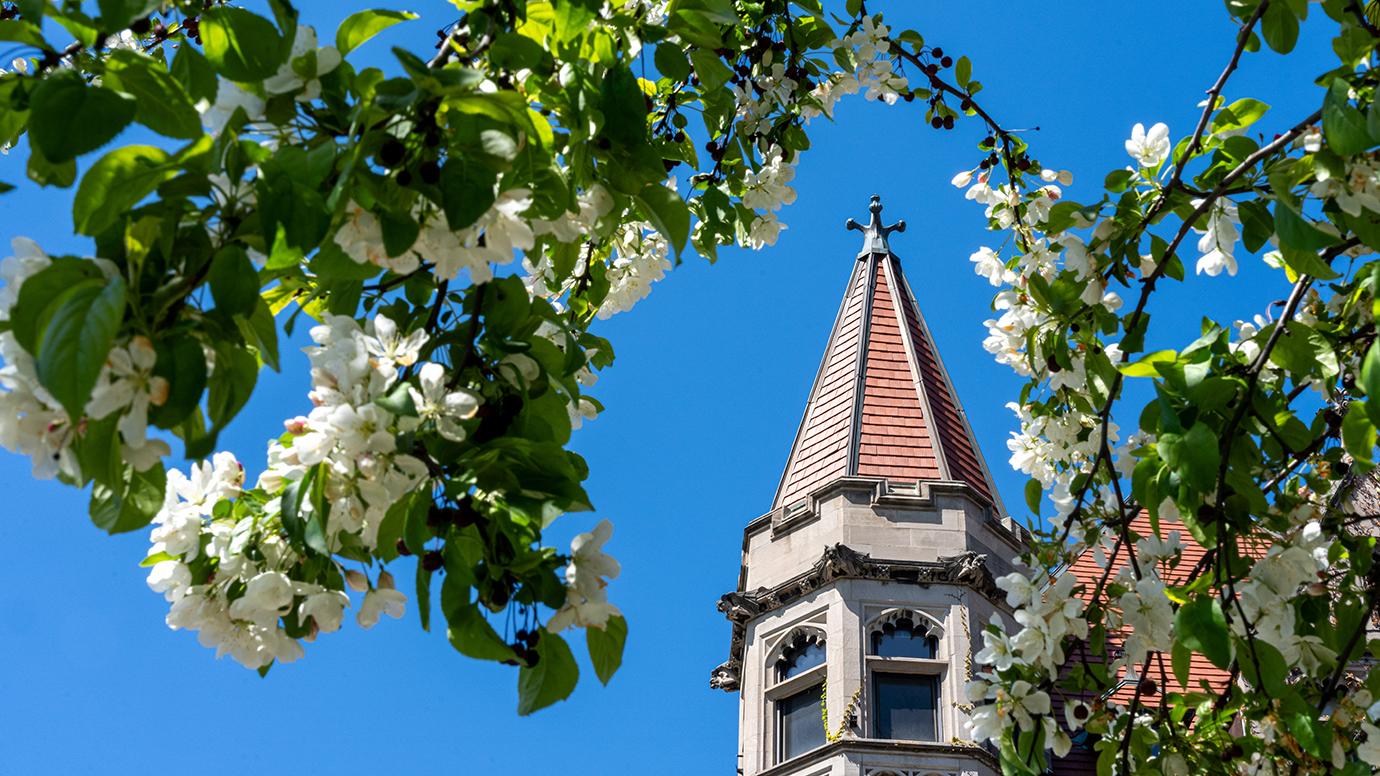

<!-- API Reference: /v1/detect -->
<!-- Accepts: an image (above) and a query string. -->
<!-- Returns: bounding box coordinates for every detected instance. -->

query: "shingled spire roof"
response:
[772,196,1002,511]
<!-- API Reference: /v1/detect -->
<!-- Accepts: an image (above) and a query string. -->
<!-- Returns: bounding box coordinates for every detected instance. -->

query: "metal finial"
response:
[845,195,906,258]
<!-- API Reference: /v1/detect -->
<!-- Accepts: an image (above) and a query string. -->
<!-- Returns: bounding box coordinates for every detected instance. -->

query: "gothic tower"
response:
[712,197,1028,776]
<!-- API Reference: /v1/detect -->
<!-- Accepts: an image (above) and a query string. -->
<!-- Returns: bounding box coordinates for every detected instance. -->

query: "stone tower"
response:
[712,197,1027,776]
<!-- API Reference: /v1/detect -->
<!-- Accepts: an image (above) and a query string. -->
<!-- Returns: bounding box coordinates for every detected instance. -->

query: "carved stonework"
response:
[718,589,767,623]
[710,659,741,691]
[708,543,1006,690]
[939,550,999,599]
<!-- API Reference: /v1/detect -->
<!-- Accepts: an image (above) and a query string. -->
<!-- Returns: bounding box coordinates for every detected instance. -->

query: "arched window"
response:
[865,609,944,743]
[775,632,826,681]
[869,615,939,659]
[768,626,828,763]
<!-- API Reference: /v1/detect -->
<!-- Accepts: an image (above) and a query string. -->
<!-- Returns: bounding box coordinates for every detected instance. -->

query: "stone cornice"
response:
[709,543,1005,692]
[753,737,1000,776]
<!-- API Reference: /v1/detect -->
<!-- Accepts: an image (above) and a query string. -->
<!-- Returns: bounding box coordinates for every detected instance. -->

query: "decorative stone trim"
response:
[754,477,1029,549]
[766,624,827,668]
[752,739,998,776]
[866,607,945,641]
[709,543,1002,691]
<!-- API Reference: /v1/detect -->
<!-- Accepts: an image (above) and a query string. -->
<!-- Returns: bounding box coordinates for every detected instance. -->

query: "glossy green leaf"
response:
[208,245,260,317]
[28,72,136,163]
[90,462,166,535]
[335,9,418,55]
[517,631,579,715]
[1323,78,1374,155]
[635,183,689,256]
[446,602,515,662]
[35,277,127,421]
[104,50,203,140]
[72,145,177,236]
[586,614,628,685]
[1175,595,1232,669]
[200,6,285,81]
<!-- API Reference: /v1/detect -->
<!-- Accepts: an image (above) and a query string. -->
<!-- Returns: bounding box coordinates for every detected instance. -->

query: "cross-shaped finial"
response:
[845,195,906,258]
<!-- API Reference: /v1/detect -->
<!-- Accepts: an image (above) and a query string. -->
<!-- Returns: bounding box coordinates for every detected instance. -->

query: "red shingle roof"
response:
[772,219,999,510]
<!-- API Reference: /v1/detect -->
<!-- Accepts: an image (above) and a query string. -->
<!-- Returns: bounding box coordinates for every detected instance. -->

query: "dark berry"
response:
[942,115,955,130]
[422,551,444,572]
[378,138,405,168]
[931,46,943,58]
[1046,354,1062,373]
[1138,678,1157,696]
[930,116,943,129]
[940,56,953,68]
[1072,703,1090,720]
[396,538,412,557]
[419,160,441,185]
[396,169,413,187]
[130,17,152,35]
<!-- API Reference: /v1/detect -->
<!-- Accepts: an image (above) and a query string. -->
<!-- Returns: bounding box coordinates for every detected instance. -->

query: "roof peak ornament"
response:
[845,194,906,258]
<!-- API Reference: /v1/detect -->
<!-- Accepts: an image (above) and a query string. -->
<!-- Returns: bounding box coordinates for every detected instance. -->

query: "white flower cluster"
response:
[740,146,797,251]
[143,313,483,668]
[335,190,536,283]
[546,519,621,631]
[599,222,672,319]
[801,15,908,122]
[200,25,340,137]
[0,239,172,479]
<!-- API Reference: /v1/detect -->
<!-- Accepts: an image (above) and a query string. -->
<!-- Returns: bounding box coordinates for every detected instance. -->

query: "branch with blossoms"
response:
[949,0,1380,771]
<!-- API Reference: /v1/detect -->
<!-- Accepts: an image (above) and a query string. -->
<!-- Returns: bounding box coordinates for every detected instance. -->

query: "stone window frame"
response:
[863,607,948,742]
[762,621,830,765]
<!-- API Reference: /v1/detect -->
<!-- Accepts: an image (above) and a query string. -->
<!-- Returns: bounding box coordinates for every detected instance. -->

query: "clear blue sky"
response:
[0,3,1336,773]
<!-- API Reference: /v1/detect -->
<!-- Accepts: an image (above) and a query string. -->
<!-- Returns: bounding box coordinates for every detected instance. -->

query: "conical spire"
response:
[772,196,1001,511]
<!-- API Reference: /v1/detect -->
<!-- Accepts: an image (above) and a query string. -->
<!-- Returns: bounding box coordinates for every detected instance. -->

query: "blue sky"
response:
[0,2,1339,773]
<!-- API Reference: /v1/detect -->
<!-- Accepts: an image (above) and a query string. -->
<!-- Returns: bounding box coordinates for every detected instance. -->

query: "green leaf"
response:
[688,49,732,91]
[200,6,285,82]
[635,183,689,256]
[96,0,160,28]
[655,44,693,81]
[335,9,417,55]
[1323,78,1374,155]
[586,614,627,685]
[281,471,312,546]
[236,300,280,372]
[440,159,498,231]
[149,334,207,429]
[72,145,177,236]
[1342,402,1376,466]
[104,50,203,140]
[1274,201,1337,253]
[517,631,579,715]
[0,19,48,48]
[1119,349,1176,378]
[1175,595,1232,669]
[1238,199,1273,253]
[207,343,259,429]
[36,277,126,421]
[403,491,431,555]
[1211,98,1269,134]
[954,56,971,88]
[416,559,433,632]
[599,66,648,148]
[26,148,76,188]
[446,602,514,661]
[28,72,136,163]
[1261,1,1299,53]
[90,462,166,534]
[9,258,104,354]
[170,44,219,105]
[208,245,260,317]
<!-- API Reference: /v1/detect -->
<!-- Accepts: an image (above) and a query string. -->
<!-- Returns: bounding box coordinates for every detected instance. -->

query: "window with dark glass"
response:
[777,683,825,761]
[774,633,825,681]
[873,673,938,741]
[869,617,938,658]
